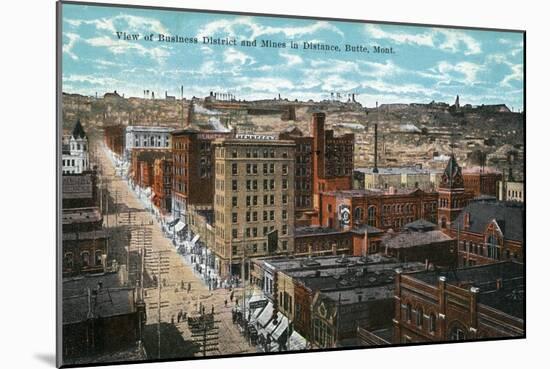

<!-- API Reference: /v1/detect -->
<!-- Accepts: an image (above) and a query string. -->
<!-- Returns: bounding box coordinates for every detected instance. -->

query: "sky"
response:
[61,3,524,111]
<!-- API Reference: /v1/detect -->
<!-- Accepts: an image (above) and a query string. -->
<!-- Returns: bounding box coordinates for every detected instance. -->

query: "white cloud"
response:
[86,36,169,62]
[66,14,167,35]
[63,33,80,60]
[437,29,481,55]
[365,25,482,55]
[500,64,523,87]
[223,48,255,65]
[196,17,344,41]
[63,74,119,86]
[434,61,483,85]
[279,51,303,66]
[365,25,434,47]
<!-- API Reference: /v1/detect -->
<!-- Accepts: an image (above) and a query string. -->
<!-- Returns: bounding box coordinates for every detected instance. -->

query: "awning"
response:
[271,315,289,340]
[143,187,152,197]
[191,234,200,244]
[288,331,307,351]
[167,218,179,228]
[175,221,186,232]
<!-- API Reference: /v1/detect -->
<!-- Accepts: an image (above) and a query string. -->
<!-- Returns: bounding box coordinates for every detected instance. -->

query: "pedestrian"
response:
[224,299,228,307]
[211,305,214,315]
[230,291,234,302]
[177,310,181,323]
[235,297,239,306]
[180,280,184,290]
[188,282,191,293]
[171,315,174,324]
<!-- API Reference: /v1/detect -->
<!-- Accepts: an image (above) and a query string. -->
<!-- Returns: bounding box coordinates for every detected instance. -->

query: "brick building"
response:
[103,124,125,158]
[393,261,524,343]
[62,207,107,277]
[130,149,170,189]
[152,156,173,214]
[278,127,314,226]
[171,129,233,221]
[212,136,295,277]
[463,169,503,197]
[311,112,354,226]
[451,197,524,266]
[317,188,439,232]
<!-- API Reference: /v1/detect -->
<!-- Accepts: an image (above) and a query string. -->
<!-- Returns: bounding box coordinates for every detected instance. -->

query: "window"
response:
[232,196,238,207]
[263,163,268,174]
[232,229,238,239]
[232,149,238,158]
[232,213,238,223]
[416,307,424,328]
[282,240,288,250]
[450,326,466,341]
[282,164,288,175]
[81,252,90,267]
[232,180,237,191]
[270,210,275,221]
[282,225,288,235]
[95,250,103,266]
[64,253,73,269]
[367,206,377,227]
[232,163,238,175]
[405,303,412,322]
[269,163,274,173]
[263,211,268,221]
[429,314,436,334]
[282,210,287,220]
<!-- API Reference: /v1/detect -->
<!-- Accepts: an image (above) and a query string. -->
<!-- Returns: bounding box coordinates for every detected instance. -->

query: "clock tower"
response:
[438,155,469,229]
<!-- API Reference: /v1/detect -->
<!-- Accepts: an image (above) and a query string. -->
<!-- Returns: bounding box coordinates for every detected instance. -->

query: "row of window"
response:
[64,251,102,269]
[230,240,288,255]
[404,303,437,334]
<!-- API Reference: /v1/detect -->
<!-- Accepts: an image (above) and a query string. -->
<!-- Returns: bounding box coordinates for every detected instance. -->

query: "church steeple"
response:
[72,119,87,139]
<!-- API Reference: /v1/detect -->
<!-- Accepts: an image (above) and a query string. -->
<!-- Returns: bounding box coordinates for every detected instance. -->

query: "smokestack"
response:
[373,101,379,173]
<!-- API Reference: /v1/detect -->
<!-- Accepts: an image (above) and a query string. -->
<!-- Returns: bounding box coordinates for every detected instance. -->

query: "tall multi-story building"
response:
[152,156,173,214]
[62,119,89,174]
[279,127,314,226]
[212,135,295,277]
[171,129,233,220]
[312,112,354,221]
[130,149,170,189]
[124,125,174,160]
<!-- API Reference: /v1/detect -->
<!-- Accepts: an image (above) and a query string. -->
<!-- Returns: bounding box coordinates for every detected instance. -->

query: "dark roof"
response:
[350,224,384,235]
[63,288,136,324]
[382,230,452,249]
[404,219,438,232]
[295,226,343,237]
[411,261,523,289]
[72,119,87,139]
[453,198,524,241]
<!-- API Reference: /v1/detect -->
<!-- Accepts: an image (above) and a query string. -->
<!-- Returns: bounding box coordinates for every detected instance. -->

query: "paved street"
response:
[92,133,257,358]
